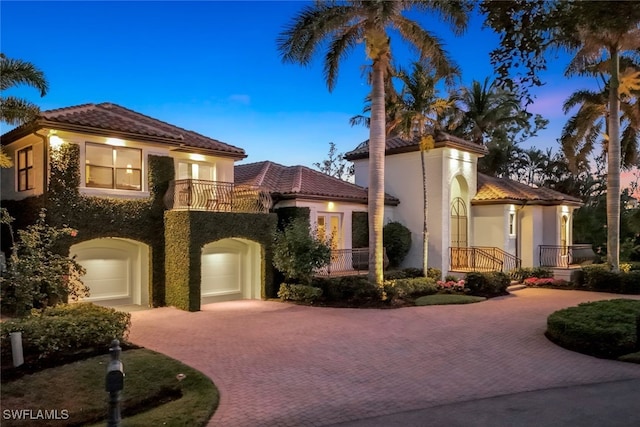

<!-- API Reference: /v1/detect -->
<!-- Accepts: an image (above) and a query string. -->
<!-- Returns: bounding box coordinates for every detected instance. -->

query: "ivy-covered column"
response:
[164,211,200,311]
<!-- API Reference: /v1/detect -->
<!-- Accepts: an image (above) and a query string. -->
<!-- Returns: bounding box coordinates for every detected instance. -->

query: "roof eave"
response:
[1,120,246,159]
[472,198,583,207]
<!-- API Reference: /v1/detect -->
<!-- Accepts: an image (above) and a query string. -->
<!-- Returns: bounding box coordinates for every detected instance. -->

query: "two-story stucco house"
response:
[1,103,276,311]
[345,133,586,278]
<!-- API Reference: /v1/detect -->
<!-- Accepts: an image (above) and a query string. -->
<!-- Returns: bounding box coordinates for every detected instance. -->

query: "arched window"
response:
[451,197,468,248]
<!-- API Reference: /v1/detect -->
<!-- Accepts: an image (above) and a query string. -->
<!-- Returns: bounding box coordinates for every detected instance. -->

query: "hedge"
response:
[546,299,640,359]
[0,303,131,364]
[165,210,277,311]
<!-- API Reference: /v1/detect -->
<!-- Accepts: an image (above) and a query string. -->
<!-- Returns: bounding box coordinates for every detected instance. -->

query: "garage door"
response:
[201,238,260,303]
[70,238,149,307]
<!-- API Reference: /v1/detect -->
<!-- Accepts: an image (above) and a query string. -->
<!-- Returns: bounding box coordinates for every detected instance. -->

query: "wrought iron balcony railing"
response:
[539,244,596,268]
[164,179,272,213]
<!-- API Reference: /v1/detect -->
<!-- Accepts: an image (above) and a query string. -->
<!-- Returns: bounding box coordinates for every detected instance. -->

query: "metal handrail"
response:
[473,246,522,272]
[316,248,387,277]
[450,247,503,272]
[164,179,272,213]
[539,244,596,268]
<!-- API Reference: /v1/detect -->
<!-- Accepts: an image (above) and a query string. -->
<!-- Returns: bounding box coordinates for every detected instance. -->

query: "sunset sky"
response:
[1,1,635,193]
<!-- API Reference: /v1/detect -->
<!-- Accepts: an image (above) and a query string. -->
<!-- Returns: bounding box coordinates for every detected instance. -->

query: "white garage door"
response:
[201,238,260,303]
[70,238,149,307]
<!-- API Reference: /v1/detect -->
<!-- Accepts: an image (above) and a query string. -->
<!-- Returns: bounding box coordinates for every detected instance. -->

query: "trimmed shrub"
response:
[573,264,639,294]
[512,267,553,281]
[384,267,440,280]
[383,277,437,300]
[0,303,131,363]
[311,276,378,302]
[426,267,442,281]
[277,283,323,303]
[546,299,640,358]
[383,221,411,268]
[465,272,510,298]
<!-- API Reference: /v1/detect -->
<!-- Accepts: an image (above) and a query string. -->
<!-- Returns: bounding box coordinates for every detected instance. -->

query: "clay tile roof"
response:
[344,132,487,160]
[235,161,399,205]
[2,102,245,158]
[473,173,582,206]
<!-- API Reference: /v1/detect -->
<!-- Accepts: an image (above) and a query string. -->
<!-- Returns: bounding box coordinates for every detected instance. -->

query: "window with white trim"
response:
[508,212,516,236]
[85,143,142,190]
[17,146,35,191]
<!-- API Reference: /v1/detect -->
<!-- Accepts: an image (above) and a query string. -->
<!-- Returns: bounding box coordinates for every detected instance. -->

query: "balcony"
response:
[539,244,596,268]
[164,179,272,213]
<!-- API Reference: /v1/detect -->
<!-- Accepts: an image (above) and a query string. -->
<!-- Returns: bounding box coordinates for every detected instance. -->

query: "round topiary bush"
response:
[546,299,640,359]
[383,221,411,268]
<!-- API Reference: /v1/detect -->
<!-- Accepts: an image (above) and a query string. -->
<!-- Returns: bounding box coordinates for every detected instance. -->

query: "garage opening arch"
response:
[70,237,150,307]
[200,237,262,304]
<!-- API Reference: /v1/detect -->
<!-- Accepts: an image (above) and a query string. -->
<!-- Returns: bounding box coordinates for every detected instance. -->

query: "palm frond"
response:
[0,95,41,125]
[0,55,49,95]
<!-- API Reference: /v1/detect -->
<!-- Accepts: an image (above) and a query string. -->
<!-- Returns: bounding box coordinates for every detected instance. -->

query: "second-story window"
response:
[17,146,34,191]
[85,143,142,190]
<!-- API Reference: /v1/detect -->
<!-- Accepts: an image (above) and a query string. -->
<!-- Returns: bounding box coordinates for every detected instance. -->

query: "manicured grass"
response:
[1,348,218,427]
[546,299,640,361]
[414,294,486,306]
[619,351,640,364]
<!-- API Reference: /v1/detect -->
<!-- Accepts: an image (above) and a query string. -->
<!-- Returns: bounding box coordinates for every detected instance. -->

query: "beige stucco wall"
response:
[353,146,481,273]
[274,198,368,250]
[1,129,236,201]
[1,133,46,200]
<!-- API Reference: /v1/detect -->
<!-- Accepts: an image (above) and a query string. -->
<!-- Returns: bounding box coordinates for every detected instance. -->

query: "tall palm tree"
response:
[278,1,469,285]
[560,12,640,272]
[0,53,49,168]
[393,61,458,276]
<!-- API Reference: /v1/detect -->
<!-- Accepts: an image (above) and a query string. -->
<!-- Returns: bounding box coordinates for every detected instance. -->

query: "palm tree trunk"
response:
[421,149,429,276]
[607,48,621,273]
[368,58,386,285]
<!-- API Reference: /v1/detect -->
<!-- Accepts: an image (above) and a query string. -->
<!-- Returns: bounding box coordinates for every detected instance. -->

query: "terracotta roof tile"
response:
[236,161,399,205]
[474,173,582,205]
[3,102,245,157]
[345,132,487,160]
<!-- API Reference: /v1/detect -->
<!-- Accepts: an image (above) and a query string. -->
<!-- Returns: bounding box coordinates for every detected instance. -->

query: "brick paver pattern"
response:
[128,288,640,426]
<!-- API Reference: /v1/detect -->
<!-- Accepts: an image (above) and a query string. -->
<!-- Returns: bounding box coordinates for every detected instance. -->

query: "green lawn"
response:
[415,294,486,306]
[1,348,218,427]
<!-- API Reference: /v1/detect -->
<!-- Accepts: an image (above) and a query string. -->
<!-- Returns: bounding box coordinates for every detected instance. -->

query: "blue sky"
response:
[1,1,598,169]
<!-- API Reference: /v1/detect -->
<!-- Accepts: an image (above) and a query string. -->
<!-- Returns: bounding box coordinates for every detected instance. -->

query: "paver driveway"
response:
[128,288,640,426]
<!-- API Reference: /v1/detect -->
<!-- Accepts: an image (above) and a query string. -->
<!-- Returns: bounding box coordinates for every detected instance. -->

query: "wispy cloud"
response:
[228,94,251,105]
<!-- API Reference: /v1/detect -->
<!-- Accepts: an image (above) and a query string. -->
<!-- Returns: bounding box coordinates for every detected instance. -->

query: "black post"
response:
[105,339,124,427]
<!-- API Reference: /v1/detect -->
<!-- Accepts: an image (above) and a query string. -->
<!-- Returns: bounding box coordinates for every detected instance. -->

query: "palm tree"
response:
[560,11,640,271]
[0,53,49,168]
[278,1,469,285]
[454,77,527,145]
[0,53,48,126]
[560,83,639,175]
[385,62,458,277]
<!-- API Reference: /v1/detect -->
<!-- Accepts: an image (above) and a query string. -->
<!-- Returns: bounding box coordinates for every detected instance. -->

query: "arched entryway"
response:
[70,238,149,306]
[201,238,261,304]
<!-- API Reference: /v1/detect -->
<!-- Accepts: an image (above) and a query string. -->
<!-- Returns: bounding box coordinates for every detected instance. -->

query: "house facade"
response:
[345,133,584,276]
[1,103,276,311]
[235,161,398,273]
